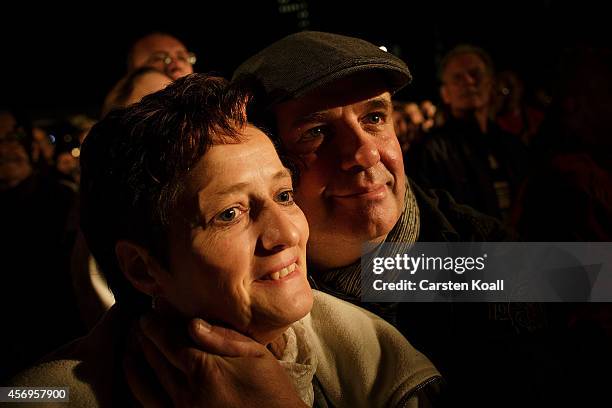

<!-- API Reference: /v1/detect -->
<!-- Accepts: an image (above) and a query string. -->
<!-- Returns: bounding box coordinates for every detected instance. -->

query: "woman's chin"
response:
[248,287,314,345]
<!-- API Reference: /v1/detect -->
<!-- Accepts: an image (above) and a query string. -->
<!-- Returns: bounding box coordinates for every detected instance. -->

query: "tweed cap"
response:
[233,31,412,107]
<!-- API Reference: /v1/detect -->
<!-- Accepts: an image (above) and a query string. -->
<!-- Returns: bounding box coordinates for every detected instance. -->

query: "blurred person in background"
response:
[0,109,18,138]
[102,32,192,118]
[492,70,545,145]
[30,126,55,175]
[512,45,612,407]
[0,131,84,382]
[53,140,81,191]
[392,100,438,154]
[102,67,173,117]
[70,114,96,145]
[127,32,195,81]
[420,100,439,130]
[407,45,528,221]
[517,46,612,241]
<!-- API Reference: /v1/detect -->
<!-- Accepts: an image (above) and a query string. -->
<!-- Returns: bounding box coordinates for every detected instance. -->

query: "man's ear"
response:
[115,240,166,297]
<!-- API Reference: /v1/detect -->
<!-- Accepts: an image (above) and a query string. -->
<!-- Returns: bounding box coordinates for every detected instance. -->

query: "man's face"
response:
[441,53,493,114]
[274,74,406,265]
[130,34,194,80]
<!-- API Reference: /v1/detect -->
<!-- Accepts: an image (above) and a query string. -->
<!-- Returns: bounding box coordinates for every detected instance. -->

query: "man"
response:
[232,32,557,407]
[233,32,506,312]
[406,45,528,220]
[102,33,195,114]
[127,32,196,80]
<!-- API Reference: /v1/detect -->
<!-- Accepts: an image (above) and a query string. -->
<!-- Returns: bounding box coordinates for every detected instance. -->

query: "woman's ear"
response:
[115,240,166,297]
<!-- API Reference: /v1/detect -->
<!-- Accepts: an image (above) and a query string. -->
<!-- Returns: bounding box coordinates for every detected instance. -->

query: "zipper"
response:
[396,375,444,408]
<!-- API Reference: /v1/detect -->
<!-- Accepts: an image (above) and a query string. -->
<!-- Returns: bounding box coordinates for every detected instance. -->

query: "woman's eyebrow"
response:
[203,169,292,200]
[206,181,250,198]
[273,168,293,180]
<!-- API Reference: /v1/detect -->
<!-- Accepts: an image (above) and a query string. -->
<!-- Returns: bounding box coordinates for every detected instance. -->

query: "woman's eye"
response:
[216,207,243,223]
[277,190,295,204]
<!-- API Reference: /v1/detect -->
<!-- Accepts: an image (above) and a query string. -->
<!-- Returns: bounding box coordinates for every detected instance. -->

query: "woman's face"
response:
[158,125,312,344]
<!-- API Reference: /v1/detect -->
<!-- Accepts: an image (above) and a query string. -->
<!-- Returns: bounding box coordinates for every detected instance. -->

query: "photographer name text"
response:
[372,279,504,292]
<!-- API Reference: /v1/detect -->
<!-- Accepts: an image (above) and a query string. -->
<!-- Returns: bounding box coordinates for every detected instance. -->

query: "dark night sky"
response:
[1,0,609,121]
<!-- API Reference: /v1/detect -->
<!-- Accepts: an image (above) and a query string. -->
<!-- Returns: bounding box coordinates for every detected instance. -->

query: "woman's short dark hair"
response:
[80,74,251,310]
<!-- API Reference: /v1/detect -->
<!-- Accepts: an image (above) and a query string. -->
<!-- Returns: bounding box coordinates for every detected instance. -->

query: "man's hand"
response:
[123,311,307,408]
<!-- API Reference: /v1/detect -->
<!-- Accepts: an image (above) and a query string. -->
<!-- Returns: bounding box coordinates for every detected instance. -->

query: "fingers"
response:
[188,318,266,358]
[139,310,267,385]
[139,312,254,377]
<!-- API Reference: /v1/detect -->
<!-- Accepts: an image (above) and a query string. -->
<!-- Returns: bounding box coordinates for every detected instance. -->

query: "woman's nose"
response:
[259,206,301,252]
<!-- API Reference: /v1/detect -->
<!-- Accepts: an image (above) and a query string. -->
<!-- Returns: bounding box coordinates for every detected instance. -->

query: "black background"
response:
[1,0,609,119]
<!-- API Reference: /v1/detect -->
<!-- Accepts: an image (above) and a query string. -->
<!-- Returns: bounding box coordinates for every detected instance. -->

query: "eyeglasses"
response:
[147,51,197,66]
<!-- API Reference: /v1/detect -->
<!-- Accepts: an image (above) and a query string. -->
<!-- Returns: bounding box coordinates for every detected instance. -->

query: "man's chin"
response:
[336,212,399,243]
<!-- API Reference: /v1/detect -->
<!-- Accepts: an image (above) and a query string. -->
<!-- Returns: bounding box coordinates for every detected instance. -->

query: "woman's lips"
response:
[256,256,300,282]
[258,262,297,281]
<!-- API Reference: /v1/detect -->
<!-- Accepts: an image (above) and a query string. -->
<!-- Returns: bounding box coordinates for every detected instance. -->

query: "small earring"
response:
[151,295,159,310]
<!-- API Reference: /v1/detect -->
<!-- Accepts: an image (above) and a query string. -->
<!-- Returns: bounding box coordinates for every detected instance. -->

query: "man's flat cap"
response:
[233,31,412,107]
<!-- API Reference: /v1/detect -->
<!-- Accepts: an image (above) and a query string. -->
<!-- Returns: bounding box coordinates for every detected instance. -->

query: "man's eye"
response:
[300,126,326,141]
[149,53,168,62]
[277,190,295,204]
[365,112,385,124]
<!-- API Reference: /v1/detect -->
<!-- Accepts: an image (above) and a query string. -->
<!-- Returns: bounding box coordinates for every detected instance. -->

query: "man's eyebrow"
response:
[291,111,333,129]
[363,97,393,112]
[290,97,392,128]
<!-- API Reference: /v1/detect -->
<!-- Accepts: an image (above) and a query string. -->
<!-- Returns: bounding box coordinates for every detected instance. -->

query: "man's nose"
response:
[463,72,478,85]
[338,124,381,172]
[259,205,300,253]
[164,61,182,80]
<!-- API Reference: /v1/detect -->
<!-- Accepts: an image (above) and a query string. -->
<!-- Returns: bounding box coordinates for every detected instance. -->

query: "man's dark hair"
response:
[438,44,495,82]
[80,74,250,310]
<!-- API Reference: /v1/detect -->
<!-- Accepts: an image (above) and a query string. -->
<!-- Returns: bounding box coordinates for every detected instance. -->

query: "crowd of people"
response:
[1,29,611,407]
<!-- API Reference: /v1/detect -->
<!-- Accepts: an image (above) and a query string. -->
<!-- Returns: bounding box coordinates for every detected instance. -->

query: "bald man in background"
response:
[128,32,196,80]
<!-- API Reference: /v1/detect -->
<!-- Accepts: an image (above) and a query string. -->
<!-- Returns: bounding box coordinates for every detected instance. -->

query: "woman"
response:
[12,74,440,407]
[101,66,173,117]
